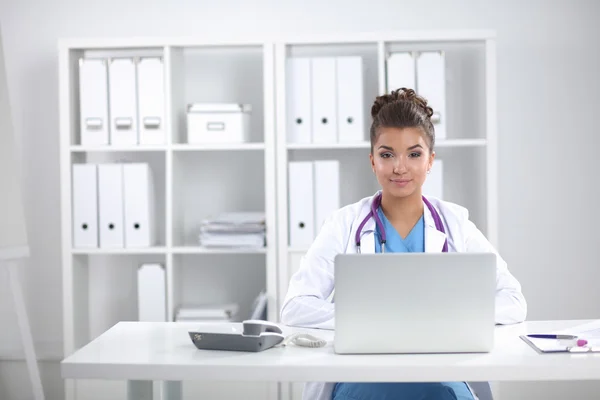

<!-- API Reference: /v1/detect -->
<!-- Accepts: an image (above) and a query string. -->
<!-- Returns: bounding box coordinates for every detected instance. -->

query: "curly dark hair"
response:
[369,87,435,153]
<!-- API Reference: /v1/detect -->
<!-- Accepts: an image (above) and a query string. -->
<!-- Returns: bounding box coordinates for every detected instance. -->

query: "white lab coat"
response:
[280,192,527,400]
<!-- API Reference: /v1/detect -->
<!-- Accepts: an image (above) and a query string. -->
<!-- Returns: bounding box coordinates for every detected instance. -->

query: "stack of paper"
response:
[555,320,600,348]
[175,303,239,322]
[198,212,266,248]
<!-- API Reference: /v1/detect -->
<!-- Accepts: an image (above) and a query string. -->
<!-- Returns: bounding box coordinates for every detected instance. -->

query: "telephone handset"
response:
[189,320,327,352]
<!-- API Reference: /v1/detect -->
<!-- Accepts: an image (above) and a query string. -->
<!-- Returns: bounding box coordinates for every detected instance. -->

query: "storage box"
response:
[186,103,251,144]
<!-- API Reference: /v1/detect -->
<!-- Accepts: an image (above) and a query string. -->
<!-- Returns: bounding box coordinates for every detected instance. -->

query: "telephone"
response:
[188,320,327,352]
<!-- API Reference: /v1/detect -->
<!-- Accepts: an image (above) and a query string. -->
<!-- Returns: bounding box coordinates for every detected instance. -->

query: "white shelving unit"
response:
[59,31,497,400]
[59,38,278,400]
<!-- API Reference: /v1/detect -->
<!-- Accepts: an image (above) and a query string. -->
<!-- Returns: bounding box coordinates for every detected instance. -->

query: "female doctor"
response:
[280,88,527,400]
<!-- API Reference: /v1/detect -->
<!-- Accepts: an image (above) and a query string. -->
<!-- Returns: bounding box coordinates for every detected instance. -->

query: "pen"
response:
[527,334,578,339]
[527,334,588,347]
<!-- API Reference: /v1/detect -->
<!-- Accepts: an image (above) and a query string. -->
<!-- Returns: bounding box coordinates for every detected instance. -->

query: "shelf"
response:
[288,247,309,254]
[71,247,167,255]
[171,143,265,151]
[172,246,267,254]
[287,142,370,150]
[71,247,268,255]
[286,139,486,150]
[70,144,267,152]
[70,145,167,152]
[436,139,487,148]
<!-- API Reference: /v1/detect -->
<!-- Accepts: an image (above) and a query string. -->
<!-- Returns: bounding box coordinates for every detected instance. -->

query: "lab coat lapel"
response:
[358,218,377,254]
[424,201,447,253]
[354,199,377,254]
[360,230,377,254]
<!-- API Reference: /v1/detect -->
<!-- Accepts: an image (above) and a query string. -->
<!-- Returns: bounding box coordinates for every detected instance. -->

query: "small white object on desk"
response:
[187,103,251,144]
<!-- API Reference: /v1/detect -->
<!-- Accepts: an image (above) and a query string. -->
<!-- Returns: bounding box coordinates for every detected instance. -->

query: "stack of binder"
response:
[386,51,447,139]
[198,212,266,248]
[79,57,165,146]
[175,303,239,322]
[288,160,340,248]
[286,56,365,144]
[72,162,156,248]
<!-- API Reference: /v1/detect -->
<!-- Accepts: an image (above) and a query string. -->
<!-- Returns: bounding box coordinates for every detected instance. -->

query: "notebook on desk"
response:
[520,320,600,353]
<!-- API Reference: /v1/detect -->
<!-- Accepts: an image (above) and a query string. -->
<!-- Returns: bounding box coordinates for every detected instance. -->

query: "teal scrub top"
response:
[374,206,425,253]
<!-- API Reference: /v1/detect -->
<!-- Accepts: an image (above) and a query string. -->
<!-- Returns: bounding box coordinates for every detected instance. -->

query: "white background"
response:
[0,0,599,398]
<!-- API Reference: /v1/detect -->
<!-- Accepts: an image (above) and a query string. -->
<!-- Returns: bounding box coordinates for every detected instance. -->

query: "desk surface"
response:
[61,320,600,383]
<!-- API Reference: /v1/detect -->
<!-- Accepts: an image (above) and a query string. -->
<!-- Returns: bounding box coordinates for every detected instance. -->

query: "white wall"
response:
[0,0,599,399]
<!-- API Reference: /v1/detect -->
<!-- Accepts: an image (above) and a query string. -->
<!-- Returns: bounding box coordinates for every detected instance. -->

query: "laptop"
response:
[333,252,496,354]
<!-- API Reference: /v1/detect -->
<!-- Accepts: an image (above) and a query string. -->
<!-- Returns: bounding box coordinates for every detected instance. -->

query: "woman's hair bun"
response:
[370,87,434,120]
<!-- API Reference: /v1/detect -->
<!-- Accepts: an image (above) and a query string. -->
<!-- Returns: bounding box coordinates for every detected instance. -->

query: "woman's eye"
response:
[380,152,392,159]
[410,152,422,158]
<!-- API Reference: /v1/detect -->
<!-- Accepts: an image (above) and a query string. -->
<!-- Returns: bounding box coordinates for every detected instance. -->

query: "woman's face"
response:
[369,126,435,199]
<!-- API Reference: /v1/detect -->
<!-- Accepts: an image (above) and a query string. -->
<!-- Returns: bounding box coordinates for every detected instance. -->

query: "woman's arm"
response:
[464,219,528,325]
[280,212,348,330]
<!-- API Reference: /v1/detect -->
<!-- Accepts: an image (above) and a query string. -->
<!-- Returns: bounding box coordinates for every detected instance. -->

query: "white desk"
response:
[61,320,600,400]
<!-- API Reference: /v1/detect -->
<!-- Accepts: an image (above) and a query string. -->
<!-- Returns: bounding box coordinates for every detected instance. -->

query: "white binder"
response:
[108,58,138,145]
[72,164,98,248]
[311,57,337,144]
[137,58,165,145]
[123,163,156,248]
[422,159,444,200]
[137,264,166,322]
[386,52,416,93]
[314,160,340,232]
[288,161,315,248]
[417,51,447,139]
[336,56,364,143]
[98,164,124,248]
[78,59,109,146]
[286,57,312,144]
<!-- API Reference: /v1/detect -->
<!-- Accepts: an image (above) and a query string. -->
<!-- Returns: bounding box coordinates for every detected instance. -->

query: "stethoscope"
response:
[355,192,448,253]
